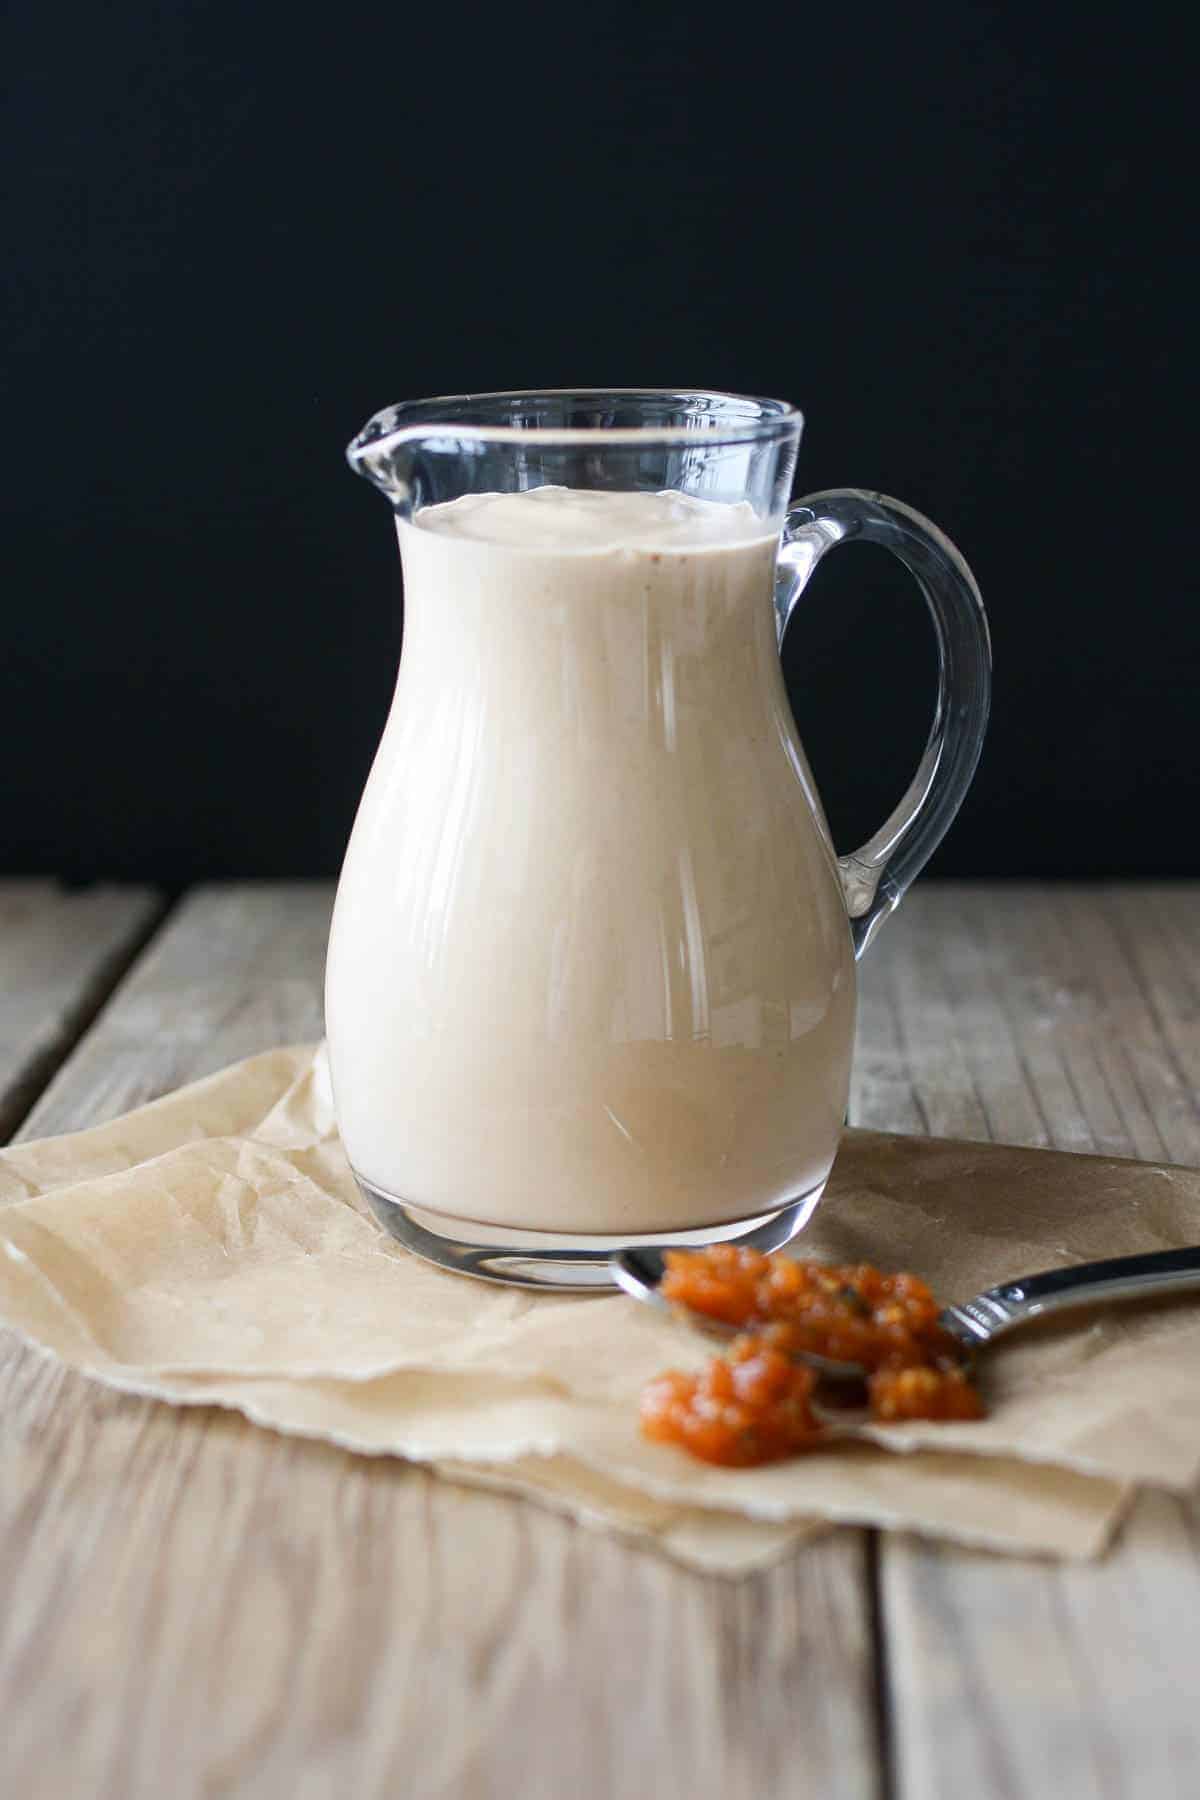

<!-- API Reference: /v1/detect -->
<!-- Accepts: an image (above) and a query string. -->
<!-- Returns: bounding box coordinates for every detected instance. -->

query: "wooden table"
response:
[2,881,1198,1799]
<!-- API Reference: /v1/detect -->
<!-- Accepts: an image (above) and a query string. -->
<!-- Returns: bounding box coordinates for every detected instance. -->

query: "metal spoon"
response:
[611,1243,1200,1387]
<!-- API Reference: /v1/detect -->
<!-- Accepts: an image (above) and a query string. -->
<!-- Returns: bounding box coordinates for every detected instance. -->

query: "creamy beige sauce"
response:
[326,488,856,1233]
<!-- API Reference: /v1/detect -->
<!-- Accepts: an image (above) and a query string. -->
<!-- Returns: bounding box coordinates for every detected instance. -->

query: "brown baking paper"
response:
[3,1042,1197,1565]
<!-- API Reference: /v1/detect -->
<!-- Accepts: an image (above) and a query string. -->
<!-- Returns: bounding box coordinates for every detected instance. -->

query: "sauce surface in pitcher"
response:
[411,485,770,551]
[325,487,856,1233]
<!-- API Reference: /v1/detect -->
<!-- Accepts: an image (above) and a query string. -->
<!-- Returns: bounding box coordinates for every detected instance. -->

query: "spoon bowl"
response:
[611,1245,875,1380]
[611,1242,1200,1387]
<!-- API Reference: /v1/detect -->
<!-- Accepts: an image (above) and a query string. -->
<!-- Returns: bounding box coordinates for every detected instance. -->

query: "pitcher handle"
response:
[777,489,992,958]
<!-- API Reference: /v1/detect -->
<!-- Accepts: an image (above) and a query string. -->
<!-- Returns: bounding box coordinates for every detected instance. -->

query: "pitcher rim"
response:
[347,388,804,459]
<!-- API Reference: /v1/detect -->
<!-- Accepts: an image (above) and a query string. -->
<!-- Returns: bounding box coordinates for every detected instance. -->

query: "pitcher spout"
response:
[346,403,425,515]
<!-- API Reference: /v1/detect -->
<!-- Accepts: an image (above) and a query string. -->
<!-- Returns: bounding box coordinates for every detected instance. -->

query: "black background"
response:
[5,1,1193,884]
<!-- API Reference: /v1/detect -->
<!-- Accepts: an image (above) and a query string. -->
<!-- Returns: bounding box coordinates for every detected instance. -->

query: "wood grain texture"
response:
[0,1365,878,1800]
[17,881,333,1140]
[5,880,1198,1800]
[856,884,1200,1800]
[0,880,162,1140]
[0,882,880,1800]
[881,1487,1200,1800]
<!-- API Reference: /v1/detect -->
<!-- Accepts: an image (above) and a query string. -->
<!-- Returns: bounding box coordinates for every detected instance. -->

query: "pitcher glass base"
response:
[354,1174,827,1291]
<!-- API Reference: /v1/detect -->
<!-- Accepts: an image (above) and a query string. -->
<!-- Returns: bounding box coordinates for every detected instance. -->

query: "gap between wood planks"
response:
[867,1532,898,1800]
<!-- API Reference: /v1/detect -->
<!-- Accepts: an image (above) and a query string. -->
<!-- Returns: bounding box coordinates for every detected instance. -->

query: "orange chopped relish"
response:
[660,1244,958,1371]
[640,1336,823,1467]
[869,1363,984,1422]
[642,1246,984,1466]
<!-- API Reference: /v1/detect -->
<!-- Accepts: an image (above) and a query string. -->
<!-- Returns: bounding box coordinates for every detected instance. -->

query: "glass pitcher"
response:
[327,390,990,1288]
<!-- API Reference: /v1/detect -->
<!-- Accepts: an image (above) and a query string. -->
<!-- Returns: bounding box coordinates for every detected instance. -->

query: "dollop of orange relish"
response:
[641,1246,983,1466]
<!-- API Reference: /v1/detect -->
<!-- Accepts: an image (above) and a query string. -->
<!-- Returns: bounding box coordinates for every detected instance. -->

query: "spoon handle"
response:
[940,1246,1200,1348]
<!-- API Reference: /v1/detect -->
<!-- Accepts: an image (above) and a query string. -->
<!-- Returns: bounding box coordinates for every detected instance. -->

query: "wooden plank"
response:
[882,1486,1200,1800]
[0,880,162,1141]
[0,882,881,1800]
[16,881,334,1141]
[858,884,1200,1800]
[1100,886,1200,1165]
